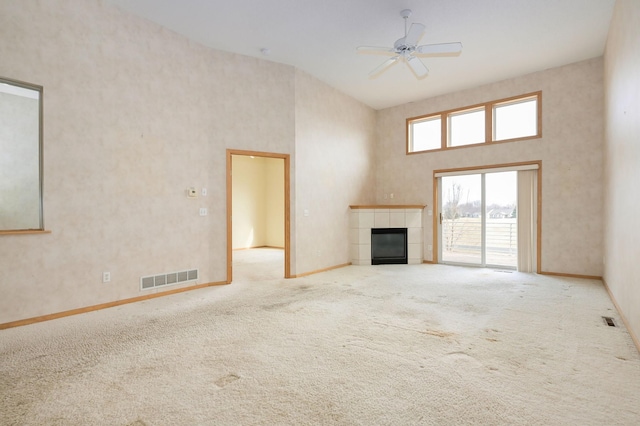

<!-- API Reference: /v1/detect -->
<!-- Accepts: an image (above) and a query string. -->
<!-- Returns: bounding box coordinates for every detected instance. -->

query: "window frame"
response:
[408,114,442,152]
[447,106,486,148]
[0,76,46,235]
[406,91,542,154]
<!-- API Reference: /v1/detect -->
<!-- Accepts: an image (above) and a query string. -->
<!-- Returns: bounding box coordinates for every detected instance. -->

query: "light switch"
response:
[303,209,309,217]
[199,208,207,216]
[201,188,207,196]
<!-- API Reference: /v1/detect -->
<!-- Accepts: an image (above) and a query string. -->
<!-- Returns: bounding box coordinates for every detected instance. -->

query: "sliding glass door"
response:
[441,174,482,265]
[439,171,518,268]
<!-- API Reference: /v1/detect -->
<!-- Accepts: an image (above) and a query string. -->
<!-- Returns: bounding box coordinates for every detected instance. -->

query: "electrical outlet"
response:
[102,272,111,283]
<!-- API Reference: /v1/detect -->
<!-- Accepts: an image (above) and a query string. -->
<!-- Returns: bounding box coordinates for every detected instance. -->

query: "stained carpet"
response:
[1,256,639,425]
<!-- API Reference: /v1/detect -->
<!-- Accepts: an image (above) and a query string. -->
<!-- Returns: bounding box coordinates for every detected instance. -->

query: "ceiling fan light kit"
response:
[357,9,462,79]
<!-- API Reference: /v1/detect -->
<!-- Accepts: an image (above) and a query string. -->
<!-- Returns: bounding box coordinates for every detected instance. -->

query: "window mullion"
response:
[485,103,493,143]
[441,113,447,149]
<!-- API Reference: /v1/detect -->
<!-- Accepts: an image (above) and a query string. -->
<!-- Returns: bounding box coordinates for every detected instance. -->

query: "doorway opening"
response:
[226,149,291,282]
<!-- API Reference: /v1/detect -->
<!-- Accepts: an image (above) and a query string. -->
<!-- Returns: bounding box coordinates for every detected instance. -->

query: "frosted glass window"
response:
[409,116,441,152]
[448,108,485,147]
[494,98,537,141]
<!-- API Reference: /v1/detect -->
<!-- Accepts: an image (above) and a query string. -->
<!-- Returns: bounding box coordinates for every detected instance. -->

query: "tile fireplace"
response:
[349,205,425,265]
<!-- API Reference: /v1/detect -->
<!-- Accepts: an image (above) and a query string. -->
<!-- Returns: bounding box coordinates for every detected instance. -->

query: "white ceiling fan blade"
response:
[404,23,426,46]
[415,42,463,55]
[356,46,396,56]
[406,56,429,79]
[369,56,399,78]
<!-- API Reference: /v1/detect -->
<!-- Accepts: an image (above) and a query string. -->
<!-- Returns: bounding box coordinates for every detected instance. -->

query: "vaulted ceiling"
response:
[106,0,616,110]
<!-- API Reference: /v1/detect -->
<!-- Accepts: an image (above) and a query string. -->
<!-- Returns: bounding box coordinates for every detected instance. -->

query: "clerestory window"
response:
[407,92,541,154]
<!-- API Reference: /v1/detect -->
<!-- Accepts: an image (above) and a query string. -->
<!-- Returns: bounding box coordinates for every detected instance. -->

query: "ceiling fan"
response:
[357,9,462,79]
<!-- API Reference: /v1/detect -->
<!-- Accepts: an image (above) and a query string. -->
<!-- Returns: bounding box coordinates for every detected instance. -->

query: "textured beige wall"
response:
[294,70,376,274]
[603,0,640,341]
[0,0,376,324]
[2,0,608,326]
[376,58,605,276]
[0,0,298,323]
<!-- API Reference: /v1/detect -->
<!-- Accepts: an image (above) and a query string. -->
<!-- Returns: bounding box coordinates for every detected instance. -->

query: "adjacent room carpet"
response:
[1,257,639,425]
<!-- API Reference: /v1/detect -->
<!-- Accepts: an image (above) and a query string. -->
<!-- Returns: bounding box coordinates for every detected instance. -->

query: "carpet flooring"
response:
[1,250,639,425]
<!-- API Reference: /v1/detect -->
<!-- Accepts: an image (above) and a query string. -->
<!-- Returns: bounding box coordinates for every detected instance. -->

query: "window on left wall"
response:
[0,76,44,233]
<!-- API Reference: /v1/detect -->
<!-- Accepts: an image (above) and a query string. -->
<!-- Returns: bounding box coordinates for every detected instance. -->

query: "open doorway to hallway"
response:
[232,247,285,282]
[226,150,291,282]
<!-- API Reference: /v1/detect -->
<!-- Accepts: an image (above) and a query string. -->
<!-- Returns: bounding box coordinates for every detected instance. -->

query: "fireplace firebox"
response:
[371,228,408,265]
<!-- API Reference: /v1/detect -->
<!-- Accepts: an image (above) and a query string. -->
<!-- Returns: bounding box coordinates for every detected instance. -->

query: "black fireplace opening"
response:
[371,228,408,265]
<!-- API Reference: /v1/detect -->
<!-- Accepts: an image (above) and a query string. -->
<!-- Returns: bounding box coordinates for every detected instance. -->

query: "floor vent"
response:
[140,269,198,291]
[602,316,617,327]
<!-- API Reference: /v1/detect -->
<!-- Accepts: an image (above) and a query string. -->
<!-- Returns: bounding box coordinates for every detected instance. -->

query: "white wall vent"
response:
[140,269,198,291]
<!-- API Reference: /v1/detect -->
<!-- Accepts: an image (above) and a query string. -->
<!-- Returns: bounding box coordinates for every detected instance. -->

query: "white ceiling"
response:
[106,0,615,110]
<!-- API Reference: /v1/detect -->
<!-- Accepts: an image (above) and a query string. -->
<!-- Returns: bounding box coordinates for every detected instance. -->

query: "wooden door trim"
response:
[226,149,291,283]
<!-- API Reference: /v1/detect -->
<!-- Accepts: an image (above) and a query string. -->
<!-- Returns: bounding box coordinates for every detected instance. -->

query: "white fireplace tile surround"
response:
[349,205,425,265]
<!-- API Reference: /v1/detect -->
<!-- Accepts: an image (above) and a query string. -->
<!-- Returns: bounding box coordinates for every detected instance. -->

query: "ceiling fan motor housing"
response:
[394,38,416,55]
